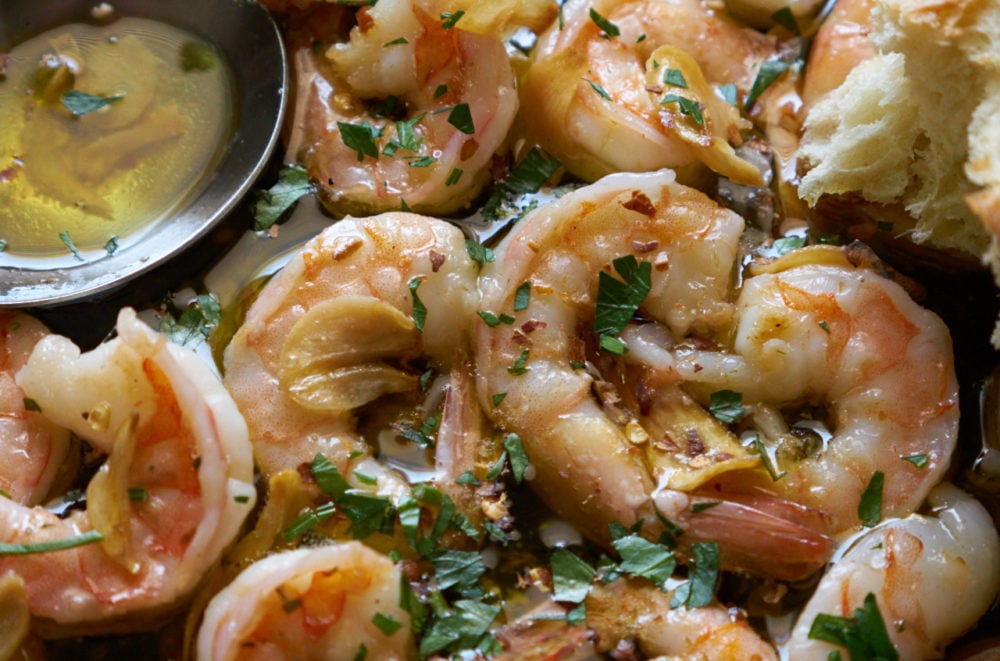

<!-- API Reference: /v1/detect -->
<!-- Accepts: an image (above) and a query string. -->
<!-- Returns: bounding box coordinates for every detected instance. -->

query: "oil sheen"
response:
[0,17,233,257]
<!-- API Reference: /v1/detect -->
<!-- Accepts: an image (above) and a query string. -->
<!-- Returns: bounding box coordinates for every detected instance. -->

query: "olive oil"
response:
[0,17,233,259]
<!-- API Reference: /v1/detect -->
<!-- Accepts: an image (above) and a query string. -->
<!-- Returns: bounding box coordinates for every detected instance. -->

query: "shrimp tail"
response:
[663,492,834,581]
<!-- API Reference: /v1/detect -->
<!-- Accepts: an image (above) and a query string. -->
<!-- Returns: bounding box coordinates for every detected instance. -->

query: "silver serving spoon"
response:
[0,0,287,307]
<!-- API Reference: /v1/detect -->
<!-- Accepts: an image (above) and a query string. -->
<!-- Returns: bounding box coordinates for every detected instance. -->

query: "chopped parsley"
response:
[599,334,628,355]
[482,146,562,220]
[491,392,507,407]
[661,94,704,126]
[180,42,215,71]
[433,84,448,99]
[22,397,41,412]
[858,471,885,527]
[808,592,899,660]
[59,230,83,261]
[771,6,800,34]
[613,534,676,586]
[502,433,530,484]
[373,612,403,636]
[514,281,532,311]
[160,293,222,347]
[671,541,719,609]
[753,436,787,481]
[383,37,408,47]
[745,60,791,110]
[408,277,427,332]
[339,120,382,161]
[409,156,438,168]
[62,90,123,117]
[550,548,596,603]
[440,9,465,29]
[465,238,495,265]
[104,235,119,255]
[901,453,929,468]
[447,103,475,134]
[445,167,463,186]
[252,164,313,231]
[455,471,480,486]
[589,8,620,37]
[586,79,612,101]
[663,68,688,88]
[708,389,746,423]
[594,254,652,336]
[507,349,530,375]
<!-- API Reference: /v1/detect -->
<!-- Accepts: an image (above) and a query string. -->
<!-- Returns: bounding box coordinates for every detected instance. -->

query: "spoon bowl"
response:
[0,0,287,307]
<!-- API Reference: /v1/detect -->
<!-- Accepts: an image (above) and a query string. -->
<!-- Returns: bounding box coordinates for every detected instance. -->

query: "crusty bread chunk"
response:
[798,0,998,260]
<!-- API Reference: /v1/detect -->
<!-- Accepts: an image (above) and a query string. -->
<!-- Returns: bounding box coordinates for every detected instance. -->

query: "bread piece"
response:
[797,0,996,260]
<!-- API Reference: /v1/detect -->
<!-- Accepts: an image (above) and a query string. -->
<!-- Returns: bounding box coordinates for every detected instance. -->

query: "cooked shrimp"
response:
[0,313,71,505]
[586,578,778,660]
[519,0,781,186]
[223,213,480,482]
[0,308,255,634]
[275,0,518,216]
[786,483,1000,659]
[800,0,876,108]
[677,246,959,532]
[476,169,835,581]
[197,542,415,660]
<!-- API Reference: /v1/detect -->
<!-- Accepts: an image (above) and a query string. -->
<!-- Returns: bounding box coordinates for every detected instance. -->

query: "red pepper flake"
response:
[622,190,656,216]
[429,249,446,272]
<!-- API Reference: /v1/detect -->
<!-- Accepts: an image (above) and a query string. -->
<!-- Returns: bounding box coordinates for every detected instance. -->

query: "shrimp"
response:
[475,169,835,581]
[0,308,255,634]
[585,578,778,660]
[676,246,959,532]
[223,212,482,488]
[786,483,1000,659]
[274,0,518,216]
[800,0,876,108]
[519,0,781,186]
[197,542,415,660]
[0,313,71,505]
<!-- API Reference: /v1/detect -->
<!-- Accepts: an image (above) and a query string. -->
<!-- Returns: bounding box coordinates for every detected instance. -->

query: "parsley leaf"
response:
[481,146,561,220]
[502,433,530,484]
[440,9,465,29]
[447,103,475,134]
[514,281,532,311]
[339,120,382,161]
[418,599,500,658]
[661,94,704,126]
[671,542,719,609]
[753,435,787,481]
[594,255,652,335]
[808,592,899,660]
[252,164,313,231]
[550,548,596,603]
[901,453,928,468]
[745,60,791,110]
[613,534,676,586]
[59,230,83,261]
[589,8,620,36]
[858,471,884,527]
[465,239,496,266]
[432,550,485,591]
[586,79,612,101]
[160,293,222,347]
[409,277,427,332]
[708,390,746,423]
[664,68,688,88]
[62,90,123,117]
